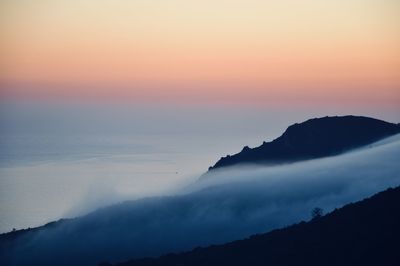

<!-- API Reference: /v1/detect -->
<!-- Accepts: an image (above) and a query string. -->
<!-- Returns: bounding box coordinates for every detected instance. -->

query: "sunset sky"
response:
[1,0,399,106]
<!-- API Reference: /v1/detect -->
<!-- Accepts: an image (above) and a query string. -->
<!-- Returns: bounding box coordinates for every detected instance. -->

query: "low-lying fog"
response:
[2,101,397,234]
[2,134,400,266]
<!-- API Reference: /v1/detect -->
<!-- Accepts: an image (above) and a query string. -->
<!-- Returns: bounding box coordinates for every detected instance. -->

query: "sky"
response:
[1,0,399,107]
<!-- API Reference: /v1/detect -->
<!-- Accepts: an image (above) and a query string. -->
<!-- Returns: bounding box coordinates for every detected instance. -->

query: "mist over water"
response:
[0,101,399,233]
[0,102,277,233]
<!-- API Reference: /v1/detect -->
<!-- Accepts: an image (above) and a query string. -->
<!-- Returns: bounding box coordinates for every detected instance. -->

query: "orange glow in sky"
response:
[1,0,399,106]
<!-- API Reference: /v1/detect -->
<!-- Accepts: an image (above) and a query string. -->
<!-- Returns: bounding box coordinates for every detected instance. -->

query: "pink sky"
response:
[1,0,399,107]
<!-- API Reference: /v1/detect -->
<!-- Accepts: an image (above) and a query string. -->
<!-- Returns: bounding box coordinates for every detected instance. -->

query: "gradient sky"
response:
[1,0,399,106]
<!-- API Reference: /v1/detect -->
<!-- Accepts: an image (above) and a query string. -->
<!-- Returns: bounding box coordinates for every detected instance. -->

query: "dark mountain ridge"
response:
[117,185,400,266]
[207,115,400,172]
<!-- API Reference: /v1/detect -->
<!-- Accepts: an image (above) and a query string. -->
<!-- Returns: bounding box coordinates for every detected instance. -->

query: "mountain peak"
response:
[207,115,400,172]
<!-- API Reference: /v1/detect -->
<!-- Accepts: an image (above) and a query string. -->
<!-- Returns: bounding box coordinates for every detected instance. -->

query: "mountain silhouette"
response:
[207,115,400,172]
[115,185,400,266]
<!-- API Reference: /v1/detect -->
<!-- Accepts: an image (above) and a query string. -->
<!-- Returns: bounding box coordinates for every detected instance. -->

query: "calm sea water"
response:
[0,101,398,233]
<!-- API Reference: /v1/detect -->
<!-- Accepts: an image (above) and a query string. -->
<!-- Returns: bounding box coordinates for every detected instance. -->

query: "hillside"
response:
[208,115,400,172]
[117,185,400,266]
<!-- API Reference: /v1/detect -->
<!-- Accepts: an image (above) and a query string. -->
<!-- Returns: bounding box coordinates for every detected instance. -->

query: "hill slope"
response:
[118,185,400,266]
[208,115,400,172]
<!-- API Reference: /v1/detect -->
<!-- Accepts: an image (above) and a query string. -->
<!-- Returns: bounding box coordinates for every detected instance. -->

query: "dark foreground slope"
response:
[118,186,400,266]
[208,116,400,172]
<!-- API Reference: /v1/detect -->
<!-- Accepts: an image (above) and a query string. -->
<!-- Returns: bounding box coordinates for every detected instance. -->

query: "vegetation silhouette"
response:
[311,207,323,220]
